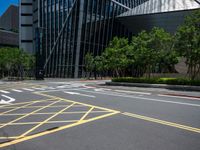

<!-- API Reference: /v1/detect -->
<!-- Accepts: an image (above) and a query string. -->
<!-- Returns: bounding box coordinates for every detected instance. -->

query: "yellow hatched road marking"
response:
[0,100,62,129]
[0,85,199,149]
[0,98,56,108]
[35,92,200,133]
[0,102,37,115]
[0,110,109,117]
[34,92,118,112]
[0,137,19,140]
[0,101,33,108]
[0,91,119,148]
[0,120,79,126]
[0,84,199,150]
[0,111,118,148]
[0,104,85,109]
[79,107,94,122]
[19,102,76,137]
[0,83,47,91]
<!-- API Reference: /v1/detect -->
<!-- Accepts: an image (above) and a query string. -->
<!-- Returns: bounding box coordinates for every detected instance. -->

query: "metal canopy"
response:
[118,0,200,17]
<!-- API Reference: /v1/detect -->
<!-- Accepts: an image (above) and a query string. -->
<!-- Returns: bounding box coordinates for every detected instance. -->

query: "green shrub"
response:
[112,77,200,86]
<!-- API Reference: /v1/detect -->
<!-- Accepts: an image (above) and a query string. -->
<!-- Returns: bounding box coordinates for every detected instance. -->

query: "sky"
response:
[0,0,18,16]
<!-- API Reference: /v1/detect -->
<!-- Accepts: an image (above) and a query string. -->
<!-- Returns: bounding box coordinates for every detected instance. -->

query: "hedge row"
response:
[112,77,200,86]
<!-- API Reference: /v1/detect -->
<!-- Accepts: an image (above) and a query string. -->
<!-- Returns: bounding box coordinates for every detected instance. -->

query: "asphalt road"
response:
[0,79,199,150]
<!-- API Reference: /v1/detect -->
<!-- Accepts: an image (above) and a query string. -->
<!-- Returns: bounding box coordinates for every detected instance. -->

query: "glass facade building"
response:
[35,0,147,78]
[20,0,200,78]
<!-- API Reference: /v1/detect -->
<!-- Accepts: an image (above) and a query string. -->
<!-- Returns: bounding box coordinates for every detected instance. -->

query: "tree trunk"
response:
[115,69,120,77]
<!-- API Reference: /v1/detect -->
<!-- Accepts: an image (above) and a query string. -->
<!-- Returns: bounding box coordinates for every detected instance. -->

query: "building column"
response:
[74,0,84,78]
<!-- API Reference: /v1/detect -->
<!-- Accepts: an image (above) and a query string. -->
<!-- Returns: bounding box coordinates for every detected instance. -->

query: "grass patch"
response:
[112,77,200,86]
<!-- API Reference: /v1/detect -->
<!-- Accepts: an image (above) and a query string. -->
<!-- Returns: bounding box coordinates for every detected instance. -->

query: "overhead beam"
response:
[194,0,200,5]
[43,0,78,69]
[111,0,132,10]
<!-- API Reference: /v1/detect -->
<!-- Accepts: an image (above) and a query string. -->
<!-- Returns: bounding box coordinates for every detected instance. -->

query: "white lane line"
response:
[94,89,104,92]
[83,85,95,89]
[101,88,112,91]
[11,89,23,92]
[64,91,96,98]
[74,89,200,107]
[32,87,46,91]
[93,88,111,92]
[0,95,15,104]
[115,90,151,95]
[158,94,200,100]
[57,85,69,89]
[46,87,56,90]
[22,88,35,92]
[38,88,88,93]
[0,90,10,94]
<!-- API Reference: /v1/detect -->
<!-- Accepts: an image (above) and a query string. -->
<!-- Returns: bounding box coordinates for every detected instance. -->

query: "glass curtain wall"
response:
[37,0,148,78]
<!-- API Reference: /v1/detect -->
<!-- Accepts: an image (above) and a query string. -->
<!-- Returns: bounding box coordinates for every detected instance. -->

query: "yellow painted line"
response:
[34,92,118,113]
[0,110,109,117]
[1,86,22,91]
[0,137,19,140]
[1,86,32,91]
[0,98,57,114]
[0,120,79,126]
[0,111,118,148]
[19,102,76,137]
[0,101,32,108]
[79,107,94,122]
[0,98,56,109]
[35,92,200,134]
[61,98,117,112]
[0,100,62,129]
[0,91,119,148]
[123,112,200,133]
[0,83,46,91]
[1,104,86,109]
[0,102,37,115]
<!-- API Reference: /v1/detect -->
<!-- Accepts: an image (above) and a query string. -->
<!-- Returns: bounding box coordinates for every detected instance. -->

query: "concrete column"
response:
[74,0,84,78]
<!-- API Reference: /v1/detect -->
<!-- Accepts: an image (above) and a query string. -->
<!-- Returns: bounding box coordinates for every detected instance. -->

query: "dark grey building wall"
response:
[0,30,19,47]
[0,5,19,31]
[116,9,198,35]
[111,8,200,77]
[0,5,19,48]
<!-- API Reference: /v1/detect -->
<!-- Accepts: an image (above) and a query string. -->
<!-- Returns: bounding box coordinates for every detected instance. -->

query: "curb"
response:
[105,82,200,92]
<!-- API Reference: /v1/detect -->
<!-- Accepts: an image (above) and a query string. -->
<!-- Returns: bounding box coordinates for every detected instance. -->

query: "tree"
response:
[84,52,94,79]
[175,10,200,80]
[0,47,35,79]
[129,28,177,78]
[102,37,130,77]
[0,47,8,78]
[158,48,179,73]
[130,30,155,78]
[94,56,104,79]
[149,27,178,73]
[86,29,178,78]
